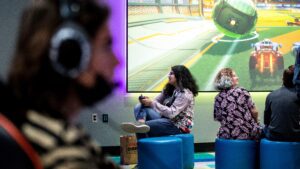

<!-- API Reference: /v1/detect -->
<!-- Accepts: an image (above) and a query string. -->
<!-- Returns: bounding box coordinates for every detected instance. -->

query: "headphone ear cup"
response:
[49,22,91,78]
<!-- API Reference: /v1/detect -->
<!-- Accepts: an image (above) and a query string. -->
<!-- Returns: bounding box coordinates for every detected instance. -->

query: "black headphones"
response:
[49,0,91,78]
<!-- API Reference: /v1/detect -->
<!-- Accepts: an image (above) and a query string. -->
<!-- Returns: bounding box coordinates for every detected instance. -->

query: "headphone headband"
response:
[60,0,80,19]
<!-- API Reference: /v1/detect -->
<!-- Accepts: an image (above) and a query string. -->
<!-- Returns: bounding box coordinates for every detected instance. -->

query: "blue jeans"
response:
[134,104,182,138]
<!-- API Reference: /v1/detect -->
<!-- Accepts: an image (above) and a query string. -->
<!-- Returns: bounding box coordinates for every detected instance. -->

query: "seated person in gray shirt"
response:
[264,65,300,141]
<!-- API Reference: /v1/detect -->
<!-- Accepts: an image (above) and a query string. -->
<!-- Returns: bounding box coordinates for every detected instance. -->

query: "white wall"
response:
[0,0,29,80]
[79,92,268,146]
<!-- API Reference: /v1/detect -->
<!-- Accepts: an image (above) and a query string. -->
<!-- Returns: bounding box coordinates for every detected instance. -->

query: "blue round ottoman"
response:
[174,134,194,169]
[260,138,300,169]
[138,136,183,169]
[215,138,258,169]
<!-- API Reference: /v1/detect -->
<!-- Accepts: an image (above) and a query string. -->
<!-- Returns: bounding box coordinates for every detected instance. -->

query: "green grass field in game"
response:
[190,26,299,91]
[190,9,300,91]
[128,8,300,92]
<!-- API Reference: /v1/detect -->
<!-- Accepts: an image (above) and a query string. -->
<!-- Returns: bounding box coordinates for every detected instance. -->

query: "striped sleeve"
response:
[21,110,120,169]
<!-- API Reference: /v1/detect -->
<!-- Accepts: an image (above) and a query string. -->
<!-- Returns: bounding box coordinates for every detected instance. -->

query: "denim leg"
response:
[143,107,161,120]
[145,118,182,137]
[134,105,175,139]
[134,104,161,121]
[134,104,146,121]
[263,127,275,140]
[136,132,148,139]
[261,127,268,139]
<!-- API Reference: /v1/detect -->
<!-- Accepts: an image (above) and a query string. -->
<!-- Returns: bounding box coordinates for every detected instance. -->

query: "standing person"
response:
[213,68,261,140]
[121,65,199,138]
[0,0,120,168]
[264,65,300,141]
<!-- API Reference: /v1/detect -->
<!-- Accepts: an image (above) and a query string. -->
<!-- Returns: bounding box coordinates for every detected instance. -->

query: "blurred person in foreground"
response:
[0,0,120,168]
[264,65,300,141]
[213,68,262,140]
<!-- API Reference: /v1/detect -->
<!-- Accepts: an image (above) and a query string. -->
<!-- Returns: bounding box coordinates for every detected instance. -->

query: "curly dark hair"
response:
[163,65,198,97]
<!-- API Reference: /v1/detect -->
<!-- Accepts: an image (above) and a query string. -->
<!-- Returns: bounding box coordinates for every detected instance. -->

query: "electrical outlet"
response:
[102,114,108,123]
[92,113,97,123]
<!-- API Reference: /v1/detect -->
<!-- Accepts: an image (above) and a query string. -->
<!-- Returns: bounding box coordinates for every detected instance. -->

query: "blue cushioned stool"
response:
[138,136,183,169]
[215,138,258,169]
[260,138,300,169]
[173,134,194,169]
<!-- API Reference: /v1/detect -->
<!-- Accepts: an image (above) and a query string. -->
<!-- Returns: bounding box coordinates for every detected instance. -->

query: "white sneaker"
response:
[121,122,150,133]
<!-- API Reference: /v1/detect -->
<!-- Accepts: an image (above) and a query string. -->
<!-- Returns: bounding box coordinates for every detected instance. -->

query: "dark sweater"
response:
[264,86,300,140]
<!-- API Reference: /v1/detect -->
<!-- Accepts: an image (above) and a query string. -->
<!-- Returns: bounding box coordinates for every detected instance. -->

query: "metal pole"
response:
[174,0,180,14]
[198,0,203,16]
[155,0,162,13]
[189,0,192,15]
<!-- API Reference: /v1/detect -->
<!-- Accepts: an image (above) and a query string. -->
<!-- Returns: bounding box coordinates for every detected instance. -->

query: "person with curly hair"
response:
[122,65,199,138]
[213,68,261,140]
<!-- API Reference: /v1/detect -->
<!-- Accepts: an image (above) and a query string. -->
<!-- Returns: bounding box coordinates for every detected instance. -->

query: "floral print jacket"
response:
[152,88,195,132]
[214,87,262,140]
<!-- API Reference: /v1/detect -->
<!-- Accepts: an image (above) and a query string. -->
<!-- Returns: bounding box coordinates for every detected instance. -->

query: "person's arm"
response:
[153,91,165,104]
[242,88,259,122]
[251,106,259,123]
[151,91,192,119]
[264,94,272,126]
[140,91,164,106]
[213,94,222,122]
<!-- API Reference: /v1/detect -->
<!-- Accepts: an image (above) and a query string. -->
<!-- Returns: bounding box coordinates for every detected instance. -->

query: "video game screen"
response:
[127,0,300,92]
